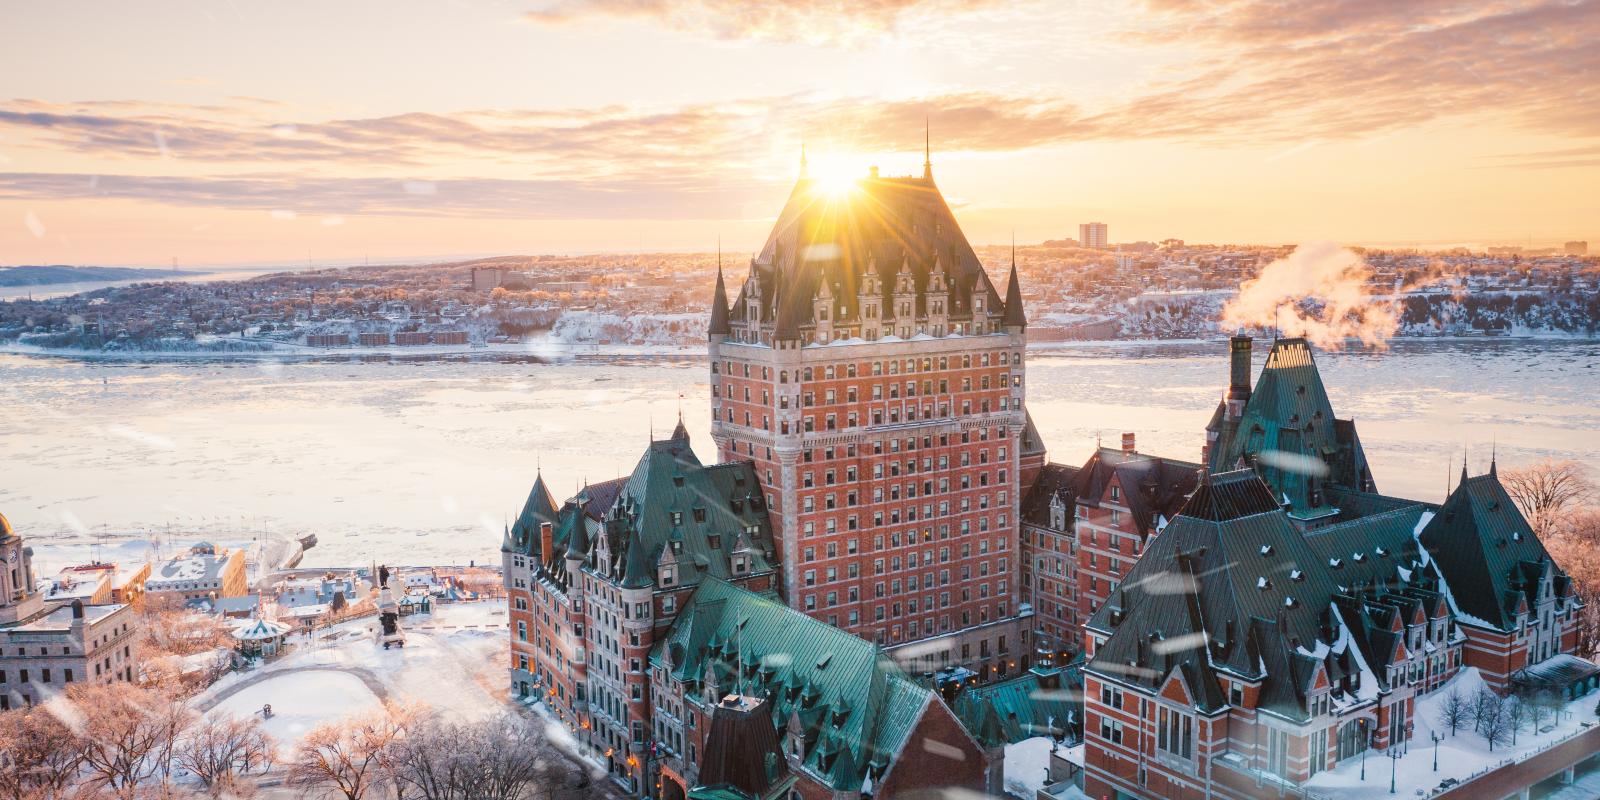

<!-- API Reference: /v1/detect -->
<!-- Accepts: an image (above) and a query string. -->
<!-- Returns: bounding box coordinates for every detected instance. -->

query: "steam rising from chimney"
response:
[1221,242,1397,349]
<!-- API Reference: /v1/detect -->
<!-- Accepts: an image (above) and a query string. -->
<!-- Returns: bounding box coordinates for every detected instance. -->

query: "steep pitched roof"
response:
[1072,447,1202,537]
[730,173,1004,340]
[1002,263,1026,329]
[1021,463,1080,527]
[1087,470,1385,721]
[1419,471,1566,632]
[583,437,777,591]
[508,472,558,556]
[651,579,934,792]
[1213,338,1375,517]
[708,264,731,337]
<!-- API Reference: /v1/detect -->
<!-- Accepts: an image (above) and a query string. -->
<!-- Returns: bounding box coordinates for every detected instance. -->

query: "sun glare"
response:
[808,156,861,197]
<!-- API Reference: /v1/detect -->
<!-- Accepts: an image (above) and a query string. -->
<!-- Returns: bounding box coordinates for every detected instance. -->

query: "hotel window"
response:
[1157,706,1194,760]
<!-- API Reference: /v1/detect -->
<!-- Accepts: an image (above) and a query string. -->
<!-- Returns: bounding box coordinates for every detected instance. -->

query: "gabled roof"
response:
[1087,470,1383,721]
[1071,447,1201,537]
[1021,462,1080,527]
[1419,471,1565,632]
[651,578,933,792]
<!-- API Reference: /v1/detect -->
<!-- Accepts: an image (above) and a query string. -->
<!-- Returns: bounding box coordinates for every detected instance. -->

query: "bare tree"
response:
[0,705,87,800]
[1478,691,1511,751]
[289,702,416,800]
[176,713,273,796]
[1502,460,1595,536]
[72,683,195,799]
[1435,688,1469,737]
[387,711,569,800]
[1471,687,1499,734]
[1503,696,1533,746]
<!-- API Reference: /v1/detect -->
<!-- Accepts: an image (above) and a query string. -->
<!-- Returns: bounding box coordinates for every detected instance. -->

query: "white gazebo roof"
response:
[232,618,292,642]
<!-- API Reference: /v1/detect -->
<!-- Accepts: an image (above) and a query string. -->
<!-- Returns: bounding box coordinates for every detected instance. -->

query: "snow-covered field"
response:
[1303,668,1600,799]
[196,601,509,755]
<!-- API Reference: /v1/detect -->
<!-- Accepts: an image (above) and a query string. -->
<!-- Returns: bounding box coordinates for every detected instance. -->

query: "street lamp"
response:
[1359,719,1371,780]
[1431,731,1443,772]
[1389,746,1399,794]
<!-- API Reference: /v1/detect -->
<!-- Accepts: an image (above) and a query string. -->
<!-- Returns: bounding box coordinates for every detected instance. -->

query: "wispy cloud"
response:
[1129,0,1600,141]
[0,171,776,219]
[524,0,993,44]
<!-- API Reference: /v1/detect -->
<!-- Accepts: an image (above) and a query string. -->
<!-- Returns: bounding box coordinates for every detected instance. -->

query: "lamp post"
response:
[1431,731,1443,772]
[1389,746,1399,794]
[1359,719,1370,780]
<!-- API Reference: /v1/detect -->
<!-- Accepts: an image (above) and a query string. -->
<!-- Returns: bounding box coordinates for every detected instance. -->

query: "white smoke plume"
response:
[1221,242,1398,349]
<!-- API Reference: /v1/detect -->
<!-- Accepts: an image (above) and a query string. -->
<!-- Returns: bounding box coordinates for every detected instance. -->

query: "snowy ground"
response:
[211,671,382,757]
[196,601,508,755]
[1303,668,1600,799]
[1004,737,1062,798]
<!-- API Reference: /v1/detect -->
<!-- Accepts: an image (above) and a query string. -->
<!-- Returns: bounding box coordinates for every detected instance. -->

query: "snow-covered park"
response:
[1303,667,1600,799]
[194,601,508,756]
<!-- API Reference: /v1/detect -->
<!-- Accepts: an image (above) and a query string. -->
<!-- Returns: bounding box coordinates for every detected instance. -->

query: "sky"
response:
[1,0,1597,267]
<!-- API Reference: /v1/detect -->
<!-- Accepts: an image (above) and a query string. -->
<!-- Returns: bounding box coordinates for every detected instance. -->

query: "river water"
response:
[3,338,1596,569]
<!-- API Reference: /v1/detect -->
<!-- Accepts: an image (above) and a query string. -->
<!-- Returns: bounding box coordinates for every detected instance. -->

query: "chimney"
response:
[1226,335,1252,419]
[539,522,554,564]
[1121,432,1136,454]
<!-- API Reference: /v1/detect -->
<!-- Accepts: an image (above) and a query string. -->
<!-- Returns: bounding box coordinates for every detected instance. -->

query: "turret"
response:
[709,261,731,341]
[1002,259,1026,333]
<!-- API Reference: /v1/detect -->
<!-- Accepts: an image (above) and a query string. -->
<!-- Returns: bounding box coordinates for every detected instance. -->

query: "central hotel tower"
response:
[708,155,1042,676]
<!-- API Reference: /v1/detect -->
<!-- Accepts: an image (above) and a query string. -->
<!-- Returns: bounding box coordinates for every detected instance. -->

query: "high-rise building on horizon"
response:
[1079,221,1108,249]
[1566,240,1589,256]
[709,154,1041,679]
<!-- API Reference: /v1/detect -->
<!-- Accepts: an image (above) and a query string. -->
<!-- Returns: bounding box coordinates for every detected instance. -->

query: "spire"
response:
[709,243,731,338]
[1002,247,1026,330]
[923,118,932,180]
[671,408,690,442]
[800,141,808,180]
[1490,437,1497,476]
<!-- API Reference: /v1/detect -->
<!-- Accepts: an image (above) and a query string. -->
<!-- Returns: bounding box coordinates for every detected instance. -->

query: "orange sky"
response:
[2,0,1597,266]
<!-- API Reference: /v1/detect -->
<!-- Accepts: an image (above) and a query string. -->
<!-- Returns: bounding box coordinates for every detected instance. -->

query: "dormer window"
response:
[671,511,684,526]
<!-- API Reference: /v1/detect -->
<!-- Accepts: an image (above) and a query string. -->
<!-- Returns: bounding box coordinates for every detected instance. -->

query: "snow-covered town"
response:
[6,2,1600,797]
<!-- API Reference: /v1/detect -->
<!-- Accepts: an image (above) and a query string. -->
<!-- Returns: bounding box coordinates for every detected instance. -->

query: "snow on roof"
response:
[233,618,292,641]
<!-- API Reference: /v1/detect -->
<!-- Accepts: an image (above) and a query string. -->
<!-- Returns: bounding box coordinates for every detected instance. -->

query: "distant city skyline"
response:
[2,1,1597,266]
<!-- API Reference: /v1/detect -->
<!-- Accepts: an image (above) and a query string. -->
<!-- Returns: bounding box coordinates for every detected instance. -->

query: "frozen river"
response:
[3,338,1597,569]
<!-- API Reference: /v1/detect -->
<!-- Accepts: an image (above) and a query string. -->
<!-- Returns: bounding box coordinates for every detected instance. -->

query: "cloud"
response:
[524,0,992,44]
[0,93,1090,176]
[0,171,776,220]
[1129,0,1600,141]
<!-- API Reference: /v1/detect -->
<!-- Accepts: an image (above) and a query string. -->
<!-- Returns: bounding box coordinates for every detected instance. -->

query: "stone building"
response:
[0,513,140,710]
[145,541,248,606]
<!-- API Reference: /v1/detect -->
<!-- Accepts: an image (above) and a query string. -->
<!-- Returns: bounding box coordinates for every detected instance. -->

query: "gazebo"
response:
[232,617,293,658]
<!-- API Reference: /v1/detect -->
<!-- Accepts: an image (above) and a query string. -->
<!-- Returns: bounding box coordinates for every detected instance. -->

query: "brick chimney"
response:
[1121,432,1136,454]
[539,522,554,564]
[1226,335,1253,420]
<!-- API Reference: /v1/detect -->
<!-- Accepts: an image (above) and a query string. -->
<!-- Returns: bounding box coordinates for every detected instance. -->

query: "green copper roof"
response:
[1211,338,1375,516]
[953,667,1080,747]
[1420,471,1566,632]
[651,578,933,792]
